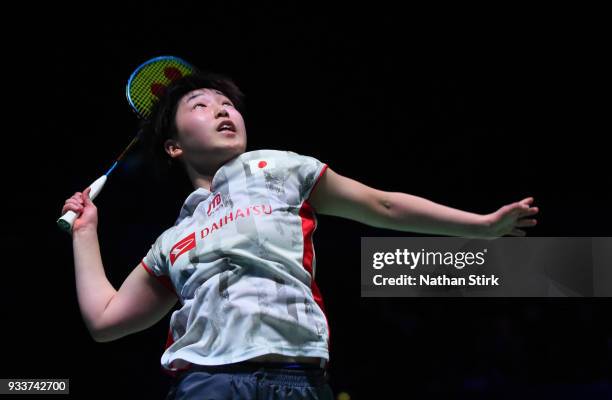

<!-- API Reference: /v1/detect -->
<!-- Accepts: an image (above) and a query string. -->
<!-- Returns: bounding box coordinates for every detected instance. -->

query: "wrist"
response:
[475,214,493,237]
[72,226,98,239]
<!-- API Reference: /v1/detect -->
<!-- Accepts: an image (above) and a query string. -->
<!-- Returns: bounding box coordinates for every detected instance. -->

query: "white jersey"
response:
[140,149,330,375]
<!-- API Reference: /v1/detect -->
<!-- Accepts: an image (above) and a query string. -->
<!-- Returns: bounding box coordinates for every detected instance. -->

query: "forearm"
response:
[377,192,490,237]
[72,228,117,336]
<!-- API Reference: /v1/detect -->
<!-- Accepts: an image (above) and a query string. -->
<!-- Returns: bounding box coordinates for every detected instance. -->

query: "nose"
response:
[214,103,229,118]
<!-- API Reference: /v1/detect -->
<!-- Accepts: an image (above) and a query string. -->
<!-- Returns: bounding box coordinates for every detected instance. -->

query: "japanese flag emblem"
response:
[248,159,276,173]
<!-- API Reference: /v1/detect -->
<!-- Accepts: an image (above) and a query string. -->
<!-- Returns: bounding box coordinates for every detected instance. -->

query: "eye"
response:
[193,103,206,109]
[223,102,234,107]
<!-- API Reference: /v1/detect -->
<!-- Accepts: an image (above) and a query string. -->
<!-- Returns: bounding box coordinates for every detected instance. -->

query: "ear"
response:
[164,138,183,159]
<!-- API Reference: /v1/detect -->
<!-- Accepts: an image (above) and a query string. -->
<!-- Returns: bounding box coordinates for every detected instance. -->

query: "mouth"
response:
[216,120,237,133]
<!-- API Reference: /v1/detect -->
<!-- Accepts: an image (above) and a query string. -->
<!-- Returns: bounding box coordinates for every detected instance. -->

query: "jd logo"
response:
[207,193,223,216]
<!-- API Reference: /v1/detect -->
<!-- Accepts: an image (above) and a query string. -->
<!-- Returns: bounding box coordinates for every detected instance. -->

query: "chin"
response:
[217,142,246,160]
[225,138,247,153]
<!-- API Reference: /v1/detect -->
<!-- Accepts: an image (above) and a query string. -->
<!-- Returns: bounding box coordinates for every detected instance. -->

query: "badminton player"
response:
[61,69,539,399]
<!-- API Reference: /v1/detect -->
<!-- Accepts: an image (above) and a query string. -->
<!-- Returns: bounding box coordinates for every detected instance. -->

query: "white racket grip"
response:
[57,175,108,233]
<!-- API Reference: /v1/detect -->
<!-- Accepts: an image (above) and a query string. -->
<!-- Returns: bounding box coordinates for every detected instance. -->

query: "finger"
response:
[83,187,93,205]
[510,228,526,236]
[520,197,534,206]
[70,196,84,204]
[66,199,83,208]
[516,218,537,228]
[66,198,84,206]
[519,206,539,217]
[63,204,83,214]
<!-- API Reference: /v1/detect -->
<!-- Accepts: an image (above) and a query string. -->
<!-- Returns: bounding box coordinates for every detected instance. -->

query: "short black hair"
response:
[139,69,246,180]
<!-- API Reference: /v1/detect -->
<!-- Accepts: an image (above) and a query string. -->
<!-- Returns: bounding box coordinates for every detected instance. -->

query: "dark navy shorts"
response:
[165,361,334,400]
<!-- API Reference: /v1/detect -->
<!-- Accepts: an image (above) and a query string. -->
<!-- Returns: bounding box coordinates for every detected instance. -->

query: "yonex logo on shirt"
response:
[169,232,196,266]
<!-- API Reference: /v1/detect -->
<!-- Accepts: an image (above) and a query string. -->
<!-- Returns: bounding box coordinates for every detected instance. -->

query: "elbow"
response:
[90,326,112,343]
[379,192,393,213]
[377,191,396,221]
[90,329,105,343]
[89,322,120,343]
[92,330,119,343]
[92,335,110,343]
[362,191,396,229]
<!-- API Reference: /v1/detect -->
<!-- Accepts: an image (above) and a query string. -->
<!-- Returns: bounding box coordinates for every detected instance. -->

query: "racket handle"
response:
[57,175,108,233]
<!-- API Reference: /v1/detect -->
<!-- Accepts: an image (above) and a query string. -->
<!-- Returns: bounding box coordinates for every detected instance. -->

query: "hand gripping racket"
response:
[56,55,195,232]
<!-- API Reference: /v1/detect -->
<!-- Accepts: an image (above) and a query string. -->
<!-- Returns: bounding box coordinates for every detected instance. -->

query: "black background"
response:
[3,2,610,398]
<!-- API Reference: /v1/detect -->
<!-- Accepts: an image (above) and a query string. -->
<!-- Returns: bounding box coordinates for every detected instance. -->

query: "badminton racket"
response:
[57,55,195,232]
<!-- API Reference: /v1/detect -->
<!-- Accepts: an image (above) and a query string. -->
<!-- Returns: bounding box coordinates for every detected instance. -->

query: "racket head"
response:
[126,55,195,120]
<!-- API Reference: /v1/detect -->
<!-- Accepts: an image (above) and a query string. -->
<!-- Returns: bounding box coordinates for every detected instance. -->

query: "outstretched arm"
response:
[308,167,539,238]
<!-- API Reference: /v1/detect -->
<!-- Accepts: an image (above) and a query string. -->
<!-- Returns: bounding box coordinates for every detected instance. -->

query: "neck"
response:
[181,149,246,190]
[184,162,216,191]
[183,152,241,191]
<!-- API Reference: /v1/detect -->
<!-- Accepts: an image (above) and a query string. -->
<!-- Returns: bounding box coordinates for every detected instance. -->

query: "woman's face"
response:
[166,87,247,169]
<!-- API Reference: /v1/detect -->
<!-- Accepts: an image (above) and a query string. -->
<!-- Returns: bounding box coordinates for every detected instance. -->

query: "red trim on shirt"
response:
[299,165,332,366]
[140,260,179,298]
[299,201,316,279]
